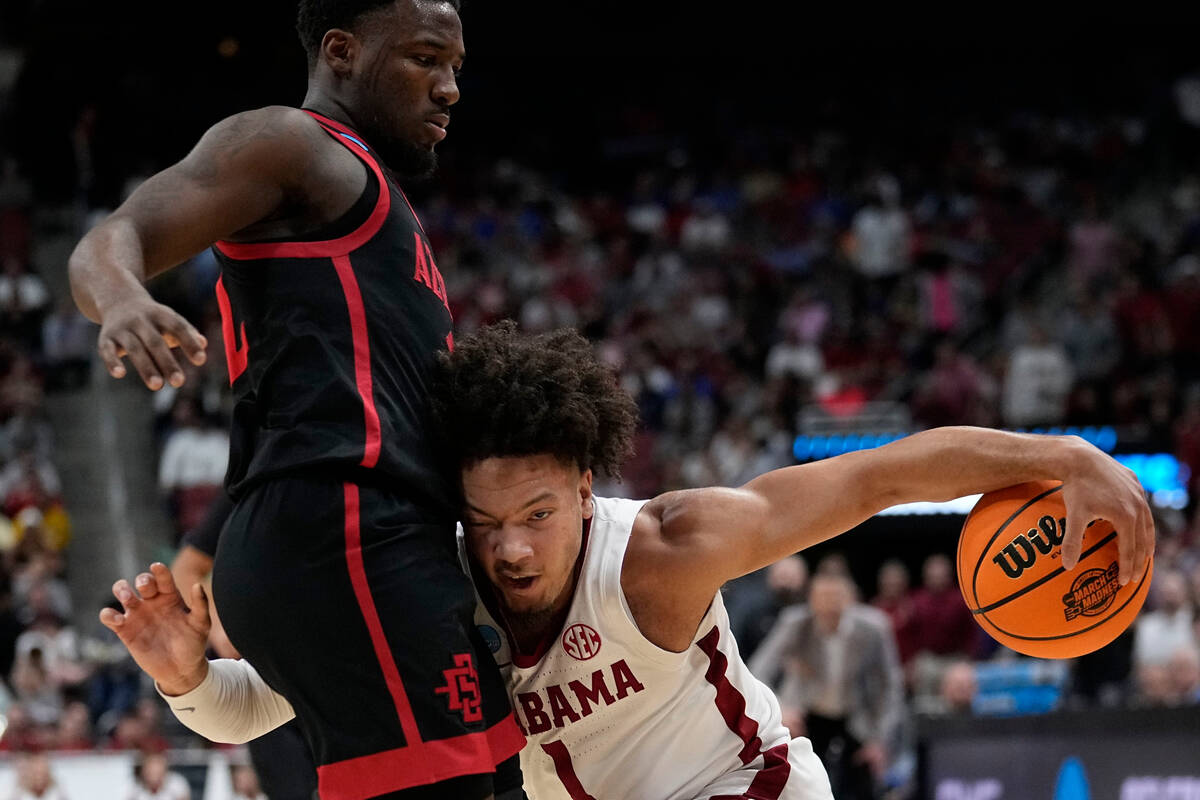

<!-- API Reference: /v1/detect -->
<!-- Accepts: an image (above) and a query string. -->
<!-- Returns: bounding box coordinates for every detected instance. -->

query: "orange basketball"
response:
[956,480,1153,659]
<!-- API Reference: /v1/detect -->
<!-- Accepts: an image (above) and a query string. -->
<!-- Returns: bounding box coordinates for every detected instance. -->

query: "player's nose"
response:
[493,529,534,562]
[433,67,460,107]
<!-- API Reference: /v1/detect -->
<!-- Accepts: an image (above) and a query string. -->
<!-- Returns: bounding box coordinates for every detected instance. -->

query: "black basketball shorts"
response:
[212,475,526,799]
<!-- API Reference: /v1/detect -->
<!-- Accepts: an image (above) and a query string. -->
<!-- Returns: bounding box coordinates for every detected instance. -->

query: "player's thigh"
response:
[212,476,503,796]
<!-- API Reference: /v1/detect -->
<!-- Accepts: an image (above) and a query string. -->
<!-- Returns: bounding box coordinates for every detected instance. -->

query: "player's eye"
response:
[530,510,552,521]
[413,55,436,67]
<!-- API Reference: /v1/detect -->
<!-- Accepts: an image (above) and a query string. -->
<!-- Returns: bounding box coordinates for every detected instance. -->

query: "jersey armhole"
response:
[599,499,695,669]
[214,111,392,260]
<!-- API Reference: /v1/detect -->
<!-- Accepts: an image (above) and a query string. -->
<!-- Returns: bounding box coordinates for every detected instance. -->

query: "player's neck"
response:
[300,90,358,132]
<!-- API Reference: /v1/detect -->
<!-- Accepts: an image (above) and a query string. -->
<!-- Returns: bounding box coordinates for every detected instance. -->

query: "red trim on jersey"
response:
[213,275,249,385]
[342,483,421,742]
[541,740,598,800]
[697,625,764,765]
[213,115,391,261]
[302,110,363,139]
[316,712,526,800]
[708,742,792,800]
[306,109,432,239]
[486,711,528,762]
[332,255,382,468]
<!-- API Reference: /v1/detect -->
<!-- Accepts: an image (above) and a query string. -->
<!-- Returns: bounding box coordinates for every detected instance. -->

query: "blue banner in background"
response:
[793,427,1190,511]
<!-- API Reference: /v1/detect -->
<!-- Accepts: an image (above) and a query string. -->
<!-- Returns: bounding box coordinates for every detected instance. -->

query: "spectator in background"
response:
[11,525,72,623]
[1134,569,1197,666]
[1066,198,1121,293]
[765,324,825,386]
[230,765,267,800]
[1060,292,1120,387]
[0,447,62,522]
[0,704,45,753]
[726,554,810,661]
[54,700,94,750]
[914,252,982,339]
[1169,645,1200,705]
[849,175,911,313]
[9,647,62,728]
[1134,661,1176,708]
[127,752,189,800]
[911,340,995,428]
[932,660,977,716]
[0,257,50,354]
[40,298,94,392]
[7,753,67,800]
[1001,322,1074,427]
[679,197,732,253]
[157,396,228,540]
[13,602,89,699]
[910,554,977,659]
[104,707,168,754]
[750,573,903,800]
[870,560,918,668]
[908,554,981,697]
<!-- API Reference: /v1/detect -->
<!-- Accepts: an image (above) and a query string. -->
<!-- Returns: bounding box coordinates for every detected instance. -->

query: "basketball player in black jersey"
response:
[68,2,524,798]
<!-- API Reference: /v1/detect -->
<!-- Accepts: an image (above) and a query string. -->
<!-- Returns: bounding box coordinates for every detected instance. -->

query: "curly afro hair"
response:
[431,321,638,478]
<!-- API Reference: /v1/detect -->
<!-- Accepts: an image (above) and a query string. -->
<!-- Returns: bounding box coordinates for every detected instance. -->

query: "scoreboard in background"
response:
[920,707,1200,800]
[792,426,1190,515]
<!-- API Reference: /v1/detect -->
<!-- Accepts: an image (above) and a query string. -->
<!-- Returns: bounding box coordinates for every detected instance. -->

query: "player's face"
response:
[351,0,464,179]
[461,455,594,626]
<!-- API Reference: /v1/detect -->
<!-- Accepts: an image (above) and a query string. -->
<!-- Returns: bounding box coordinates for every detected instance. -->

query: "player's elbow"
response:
[67,244,102,324]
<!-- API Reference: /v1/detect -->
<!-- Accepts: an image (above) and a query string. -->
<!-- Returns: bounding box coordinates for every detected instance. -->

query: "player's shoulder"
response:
[592,494,647,523]
[195,106,329,161]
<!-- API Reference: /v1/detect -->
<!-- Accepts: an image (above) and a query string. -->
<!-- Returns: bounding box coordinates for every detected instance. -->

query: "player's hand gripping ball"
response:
[957,480,1153,659]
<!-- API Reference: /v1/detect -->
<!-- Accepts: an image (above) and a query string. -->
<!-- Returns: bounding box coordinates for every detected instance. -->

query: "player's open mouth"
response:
[501,575,537,592]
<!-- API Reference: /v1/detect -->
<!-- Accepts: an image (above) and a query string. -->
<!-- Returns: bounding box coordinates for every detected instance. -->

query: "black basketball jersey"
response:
[212,109,456,517]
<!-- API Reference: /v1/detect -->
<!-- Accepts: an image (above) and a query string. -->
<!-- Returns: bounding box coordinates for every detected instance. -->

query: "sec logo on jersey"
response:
[562,623,602,661]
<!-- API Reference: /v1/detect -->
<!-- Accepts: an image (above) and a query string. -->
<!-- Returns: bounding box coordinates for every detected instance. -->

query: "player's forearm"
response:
[856,426,1084,508]
[743,427,1089,563]
[68,217,152,323]
[156,658,296,744]
[170,546,214,599]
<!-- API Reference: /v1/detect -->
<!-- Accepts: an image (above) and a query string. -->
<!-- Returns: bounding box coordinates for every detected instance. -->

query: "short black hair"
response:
[296,0,462,68]
[431,321,638,479]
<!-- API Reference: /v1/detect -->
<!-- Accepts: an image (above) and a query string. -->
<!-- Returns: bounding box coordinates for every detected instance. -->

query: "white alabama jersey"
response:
[462,495,832,800]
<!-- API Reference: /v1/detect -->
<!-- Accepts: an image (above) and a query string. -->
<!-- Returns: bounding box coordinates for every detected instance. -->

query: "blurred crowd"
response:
[0,148,197,782]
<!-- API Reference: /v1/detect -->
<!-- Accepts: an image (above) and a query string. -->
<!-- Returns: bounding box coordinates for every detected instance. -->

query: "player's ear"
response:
[580,469,594,519]
[320,29,360,77]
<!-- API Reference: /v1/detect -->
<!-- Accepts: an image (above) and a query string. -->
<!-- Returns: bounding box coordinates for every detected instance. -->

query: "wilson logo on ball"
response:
[562,623,602,661]
[1062,563,1121,621]
[992,514,1066,579]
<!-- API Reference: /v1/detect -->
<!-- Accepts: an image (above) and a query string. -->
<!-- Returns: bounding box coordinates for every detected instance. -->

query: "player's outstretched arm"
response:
[641,427,1153,597]
[68,106,324,390]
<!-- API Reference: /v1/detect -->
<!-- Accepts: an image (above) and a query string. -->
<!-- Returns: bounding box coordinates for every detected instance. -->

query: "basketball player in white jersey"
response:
[102,323,1154,800]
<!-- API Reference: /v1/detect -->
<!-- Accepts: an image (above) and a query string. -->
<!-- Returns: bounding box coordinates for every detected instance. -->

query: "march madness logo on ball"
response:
[1062,562,1121,622]
[562,623,602,660]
